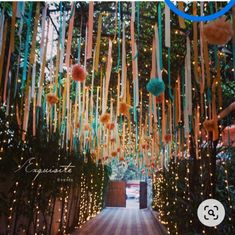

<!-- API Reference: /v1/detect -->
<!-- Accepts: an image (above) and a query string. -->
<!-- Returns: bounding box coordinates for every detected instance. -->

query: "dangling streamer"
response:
[157,3,163,70]
[0,9,5,55]
[22,86,31,141]
[94,14,102,72]
[116,2,121,70]
[0,20,7,86]
[164,4,170,48]
[17,2,25,36]
[155,24,161,79]
[193,2,200,84]
[232,6,235,80]
[199,3,205,95]
[37,21,49,107]
[178,2,186,29]
[59,14,66,73]
[185,37,192,116]
[104,39,113,112]
[21,3,33,89]
[3,2,17,103]
[120,22,126,101]
[87,1,94,60]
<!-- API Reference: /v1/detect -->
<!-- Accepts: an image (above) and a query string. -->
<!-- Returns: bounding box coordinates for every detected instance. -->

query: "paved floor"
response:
[73,207,166,235]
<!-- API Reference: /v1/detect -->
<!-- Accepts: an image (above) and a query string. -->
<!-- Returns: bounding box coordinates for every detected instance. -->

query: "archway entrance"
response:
[106,180,148,209]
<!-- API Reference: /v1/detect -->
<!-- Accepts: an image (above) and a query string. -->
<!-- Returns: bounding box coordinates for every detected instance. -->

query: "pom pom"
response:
[111,151,117,157]
[110,138,115,143]
[119,102,131,116]
[203,16,233,45]
[164,134,172,143]
[75,122,80,129]
[119,156,125,161]
[106,122,115,130]
[46,93,59,105]
[146,78,165,96]
[203,119,217,132]
[117,147,121,153]
[100,113,110,124]
[72,64,87,82]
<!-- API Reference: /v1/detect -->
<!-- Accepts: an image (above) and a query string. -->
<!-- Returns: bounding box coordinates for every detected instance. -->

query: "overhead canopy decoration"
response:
[0,1,234,176]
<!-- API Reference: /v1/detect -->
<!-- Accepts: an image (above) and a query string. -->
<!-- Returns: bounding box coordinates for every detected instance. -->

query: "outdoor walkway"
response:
[73,207,166,235]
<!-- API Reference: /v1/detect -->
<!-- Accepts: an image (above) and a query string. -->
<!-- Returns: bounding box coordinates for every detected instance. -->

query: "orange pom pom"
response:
[100,113,110,124]
[46,93,59,105]
[76,122,80,129]
[203,16,233,45]
[106,122,115,130]
[117,147,121,153]
[111,151,117,157]
[110,138,115,143]
[72,64,87,82]
[119,156,125,161]
[164,134,172,143]
[119,102,131,116]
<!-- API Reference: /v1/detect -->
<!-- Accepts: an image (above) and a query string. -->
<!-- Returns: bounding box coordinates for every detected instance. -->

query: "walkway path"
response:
[73,207,166,235]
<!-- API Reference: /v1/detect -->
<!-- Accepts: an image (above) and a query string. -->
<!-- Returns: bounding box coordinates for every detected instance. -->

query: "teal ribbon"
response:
[207,87,211,104]
[158,3,163,70]
[21,3,33,90]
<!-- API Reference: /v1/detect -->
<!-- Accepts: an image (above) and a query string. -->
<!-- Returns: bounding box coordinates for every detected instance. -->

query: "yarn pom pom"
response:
[146,78,165,96]
[203,119,217,132]
[111,151,117,157]
[100,113,110,124]
[164,134,172,143]
[119,156,125,161]
[119,102,131,116]
[76,122,80,129]
[46,93,59,105]
[106,122,115,130]
[203,16,233,45]
[72,64,87,82]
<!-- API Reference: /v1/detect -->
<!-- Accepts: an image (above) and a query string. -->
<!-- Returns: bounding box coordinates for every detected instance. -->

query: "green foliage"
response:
[0,108,111,234]
[152,154,235,235]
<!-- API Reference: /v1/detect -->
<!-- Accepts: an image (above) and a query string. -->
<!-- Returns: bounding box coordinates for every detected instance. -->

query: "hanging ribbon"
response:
[193,2,200,84]
[178,2,186,29]
[232,6,235,80]
[104,39,113,112]
[0,19,7,87]
[21,3,33,90]
[158,3,163,70]
[94,14,102,72]
[120,22,126,101]
[87,1,94,60]
[164,4,170,48]
[3,2,17,104]
[185,37,192,116]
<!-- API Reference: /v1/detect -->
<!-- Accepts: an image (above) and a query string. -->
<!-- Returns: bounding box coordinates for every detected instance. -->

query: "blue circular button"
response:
[164,0,235,22]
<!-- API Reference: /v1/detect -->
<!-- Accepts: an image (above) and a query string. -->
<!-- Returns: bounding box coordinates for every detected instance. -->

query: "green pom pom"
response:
[146,78,165,96]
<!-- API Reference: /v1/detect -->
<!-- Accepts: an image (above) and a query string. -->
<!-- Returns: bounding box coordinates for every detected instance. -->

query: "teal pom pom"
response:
[146,78,165,96]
